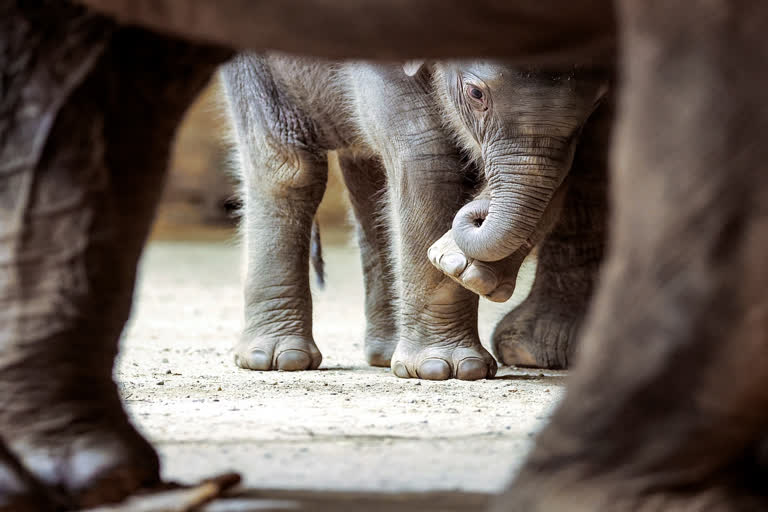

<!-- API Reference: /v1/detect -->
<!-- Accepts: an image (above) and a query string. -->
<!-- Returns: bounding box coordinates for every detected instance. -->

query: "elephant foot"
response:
[491,296,581,369]
[11,429,159,509]
[494,481,768,512]
[0,352,160,509]
[235,335,323,371]
[364,335,397,367]
[0,442,54,512]
[390,338,497,380]
[494,460,768,512]
[428,231,527,303]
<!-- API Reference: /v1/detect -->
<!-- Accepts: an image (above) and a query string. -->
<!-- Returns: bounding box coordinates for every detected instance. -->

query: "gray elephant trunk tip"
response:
[452,198,510,261]
[311,218,326,289]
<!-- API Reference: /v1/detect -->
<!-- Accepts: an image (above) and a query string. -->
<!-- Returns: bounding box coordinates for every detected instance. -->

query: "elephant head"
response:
[409,61,609,261]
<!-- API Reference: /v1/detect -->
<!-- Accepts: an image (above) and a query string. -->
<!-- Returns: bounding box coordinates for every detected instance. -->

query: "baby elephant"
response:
[221,54,606,380]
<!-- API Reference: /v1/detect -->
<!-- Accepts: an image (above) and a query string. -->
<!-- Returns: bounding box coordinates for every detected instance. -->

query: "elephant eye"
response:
[465,84,488,111]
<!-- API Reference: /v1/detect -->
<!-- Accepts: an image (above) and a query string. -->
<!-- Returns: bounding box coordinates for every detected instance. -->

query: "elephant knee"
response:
[243,144,328,202]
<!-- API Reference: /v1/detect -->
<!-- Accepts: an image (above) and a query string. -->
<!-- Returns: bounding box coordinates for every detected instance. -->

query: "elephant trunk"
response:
[452,139,571,261]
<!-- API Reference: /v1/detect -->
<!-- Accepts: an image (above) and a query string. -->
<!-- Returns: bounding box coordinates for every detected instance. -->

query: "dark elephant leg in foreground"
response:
[0,441,52,512]
[496,1,768,510]
[492,101,611,369]
[338,153,399,367]
[0,4,229,508]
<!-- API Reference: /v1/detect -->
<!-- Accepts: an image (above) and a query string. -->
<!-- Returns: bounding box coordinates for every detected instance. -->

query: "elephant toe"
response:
[457,357,495,380]
[236,350,271,370]
[235,336,322,371]
[417,359,452,380]
[276,350,314,371]
[392,362,411,379]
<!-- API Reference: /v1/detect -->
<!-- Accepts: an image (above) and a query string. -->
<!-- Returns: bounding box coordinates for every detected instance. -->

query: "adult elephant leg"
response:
[221,55,327,372]
[492,101,611,369]
[0,441,53,512]
[495,1,768,510]
[338,152,398,367]
[0,7,230,507]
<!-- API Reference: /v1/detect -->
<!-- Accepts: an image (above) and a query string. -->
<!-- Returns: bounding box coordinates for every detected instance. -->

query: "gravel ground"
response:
[116,230,566,494]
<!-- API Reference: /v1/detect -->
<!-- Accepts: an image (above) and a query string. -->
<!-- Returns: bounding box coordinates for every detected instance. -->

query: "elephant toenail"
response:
[487,283,516,303]
[418,359,451,380]
[462,266,498,295]
[276,350,312,371]
[441,253,468,276]
[243,350,271,370]
[427,246,438,262]
[393,362,410,379]
[457,358,490,380]
[499,342,538,367]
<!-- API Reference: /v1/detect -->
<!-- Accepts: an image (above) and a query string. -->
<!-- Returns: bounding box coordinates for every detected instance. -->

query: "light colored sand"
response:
[116,233,566,494]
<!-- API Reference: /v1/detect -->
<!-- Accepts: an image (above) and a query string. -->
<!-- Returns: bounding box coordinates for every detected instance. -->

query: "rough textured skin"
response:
[426,66,609,317]
[221,57,605,380]
[5,0,768,509]
[221,56,490,379]
[0,2,231,508]
[0,443,52,512]
[491,98,612,369]
[337,154,399,367]
[492,0,768,509]
[1,0,615,505]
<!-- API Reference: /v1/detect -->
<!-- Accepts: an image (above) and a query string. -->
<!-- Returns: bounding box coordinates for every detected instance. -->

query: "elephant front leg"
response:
[0,441,53,511]
[221,55,327,372]
[493,112,610,369]
[496,1,768,509]
[338,152,398,367]
[493,184,606,369]
[387,155,497,381]
[234,151,327,372]
[0,14,229,508]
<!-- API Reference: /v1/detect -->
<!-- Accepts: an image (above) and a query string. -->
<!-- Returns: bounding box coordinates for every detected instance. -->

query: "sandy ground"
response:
[116,229,566,496]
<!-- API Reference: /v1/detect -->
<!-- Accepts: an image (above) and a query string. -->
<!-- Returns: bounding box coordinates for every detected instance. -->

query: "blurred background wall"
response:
[154,79,352,239]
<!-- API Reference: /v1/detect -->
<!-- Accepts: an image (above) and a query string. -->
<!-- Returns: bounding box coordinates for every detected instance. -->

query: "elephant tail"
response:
[310,218,326,289]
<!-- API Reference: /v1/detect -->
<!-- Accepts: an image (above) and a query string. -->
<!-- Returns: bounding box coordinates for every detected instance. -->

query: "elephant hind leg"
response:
[337,151,398,367]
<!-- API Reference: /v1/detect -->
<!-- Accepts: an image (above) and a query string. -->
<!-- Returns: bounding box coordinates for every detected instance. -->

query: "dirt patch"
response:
[117,233,565,493]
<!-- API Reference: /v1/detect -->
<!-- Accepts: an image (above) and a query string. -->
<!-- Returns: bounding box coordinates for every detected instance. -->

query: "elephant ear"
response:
[403,60,425,76]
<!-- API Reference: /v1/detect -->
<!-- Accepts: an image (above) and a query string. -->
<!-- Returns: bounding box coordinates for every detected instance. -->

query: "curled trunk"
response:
[452,139,572,261]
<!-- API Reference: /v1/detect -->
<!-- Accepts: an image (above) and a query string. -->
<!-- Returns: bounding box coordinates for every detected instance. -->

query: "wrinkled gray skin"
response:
[220,55,606,380]
[431,96,612,369]
[7,0,768,511]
